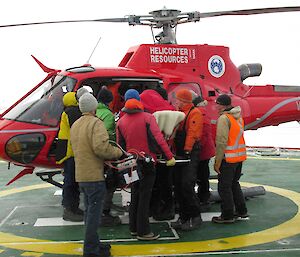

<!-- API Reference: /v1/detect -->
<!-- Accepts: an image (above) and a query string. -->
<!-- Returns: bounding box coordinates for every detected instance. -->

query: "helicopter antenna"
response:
[86,35,102,64]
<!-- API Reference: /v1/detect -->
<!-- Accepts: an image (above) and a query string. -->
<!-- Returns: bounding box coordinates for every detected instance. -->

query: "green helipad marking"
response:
[0,182,300,256]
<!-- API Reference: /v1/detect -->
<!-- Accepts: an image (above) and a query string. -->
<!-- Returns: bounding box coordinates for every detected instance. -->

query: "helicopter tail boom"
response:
[244,85,300,129]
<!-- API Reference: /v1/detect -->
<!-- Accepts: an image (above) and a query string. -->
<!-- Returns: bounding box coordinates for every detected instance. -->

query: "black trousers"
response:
[62,157,80,211]
[196,159,211,203]
[173,150,201,221]
[150,164,174,217]
[129,162,156,236]
[218,160,247,219]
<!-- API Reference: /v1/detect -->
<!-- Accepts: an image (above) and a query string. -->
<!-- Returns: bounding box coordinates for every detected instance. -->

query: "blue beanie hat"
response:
[124,89,140,101]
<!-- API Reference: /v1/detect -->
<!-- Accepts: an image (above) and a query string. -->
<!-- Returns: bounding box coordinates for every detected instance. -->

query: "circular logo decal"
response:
[208,55,225,78]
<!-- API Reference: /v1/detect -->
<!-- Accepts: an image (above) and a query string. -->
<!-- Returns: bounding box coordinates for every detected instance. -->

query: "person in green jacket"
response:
[96,86,121,226]
[96,86,116,141]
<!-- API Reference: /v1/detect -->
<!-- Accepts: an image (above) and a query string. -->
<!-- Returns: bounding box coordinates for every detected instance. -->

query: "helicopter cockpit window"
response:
[168,82,202,107]
[3,75,77,127]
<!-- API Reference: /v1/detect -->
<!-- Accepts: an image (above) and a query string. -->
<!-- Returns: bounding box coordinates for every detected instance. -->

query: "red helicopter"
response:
[0,6,300,186]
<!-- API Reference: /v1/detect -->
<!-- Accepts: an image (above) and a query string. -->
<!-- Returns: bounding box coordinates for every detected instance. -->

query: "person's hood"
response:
[63,92,78,107]
[121,99,144,114]
[223,106,241,119]
[140,89,174,113]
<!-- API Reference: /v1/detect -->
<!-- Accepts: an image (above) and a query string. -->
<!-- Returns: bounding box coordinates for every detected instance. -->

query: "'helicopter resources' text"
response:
[150,46,189,64]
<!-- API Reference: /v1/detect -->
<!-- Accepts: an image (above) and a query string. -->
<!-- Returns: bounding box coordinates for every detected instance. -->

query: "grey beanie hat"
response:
[76,86,93,100]
[76,87,89,100]
[79,93,98,113]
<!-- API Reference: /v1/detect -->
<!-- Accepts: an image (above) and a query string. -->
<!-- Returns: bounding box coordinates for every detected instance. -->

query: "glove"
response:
[166,157,176,167]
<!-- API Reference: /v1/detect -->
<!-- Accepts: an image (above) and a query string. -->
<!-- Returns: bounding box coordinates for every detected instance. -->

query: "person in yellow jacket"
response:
[212,94,248,224]
[56,88,90,222]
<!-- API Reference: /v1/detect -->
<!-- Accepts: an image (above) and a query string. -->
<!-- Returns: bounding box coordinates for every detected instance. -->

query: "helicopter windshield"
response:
[3,75,76,127]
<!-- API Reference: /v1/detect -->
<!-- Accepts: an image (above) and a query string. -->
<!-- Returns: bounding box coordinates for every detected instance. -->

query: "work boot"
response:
[100,243,111,250]
[63,208,84,222]
[153,210,174,221]
[99,248,111,257]
[74,208,84,215]
[136,232,160,241]
[181,216,202,231]
[170,218,183,229]
[100,213,121,227]
[234,212,249,220]
[212,215,235,224]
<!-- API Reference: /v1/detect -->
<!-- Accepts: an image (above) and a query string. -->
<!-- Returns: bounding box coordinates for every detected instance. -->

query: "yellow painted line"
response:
[0,182,299,256]
[21,252,44,257]
[0,184,52,198]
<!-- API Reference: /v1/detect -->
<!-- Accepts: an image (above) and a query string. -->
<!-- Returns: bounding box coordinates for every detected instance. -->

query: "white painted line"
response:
[34,217,83,227]
[201,212,220,222]
[54,190,62,196]
[0,206,17,227]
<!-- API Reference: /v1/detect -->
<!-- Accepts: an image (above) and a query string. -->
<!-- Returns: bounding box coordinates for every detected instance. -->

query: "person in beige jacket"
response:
[212,94,248,225]
[70,93,122,257]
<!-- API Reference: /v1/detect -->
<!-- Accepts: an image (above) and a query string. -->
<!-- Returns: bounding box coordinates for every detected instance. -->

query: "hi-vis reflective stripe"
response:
[226,144,246,150]
[225,151,247,158]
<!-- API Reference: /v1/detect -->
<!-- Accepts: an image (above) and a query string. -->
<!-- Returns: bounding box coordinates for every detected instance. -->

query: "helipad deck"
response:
[0,153,300,257]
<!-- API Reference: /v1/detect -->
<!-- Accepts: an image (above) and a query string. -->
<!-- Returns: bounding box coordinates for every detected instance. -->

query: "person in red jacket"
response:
[171,88,203,231]
[117,89,175,241]
[193,96,216,209]
[140,88,176,220]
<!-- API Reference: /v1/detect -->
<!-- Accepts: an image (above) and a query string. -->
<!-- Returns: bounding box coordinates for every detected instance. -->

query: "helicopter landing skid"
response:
[35,169,63,188]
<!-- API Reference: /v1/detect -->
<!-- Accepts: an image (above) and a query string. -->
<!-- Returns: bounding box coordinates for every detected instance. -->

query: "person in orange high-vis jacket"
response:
[212,94,248,224]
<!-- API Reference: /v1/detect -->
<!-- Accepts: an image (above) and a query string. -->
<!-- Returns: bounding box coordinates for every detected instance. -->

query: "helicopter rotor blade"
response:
[1,6,300,29]
[0,17,130,28]
[198,6,300,18]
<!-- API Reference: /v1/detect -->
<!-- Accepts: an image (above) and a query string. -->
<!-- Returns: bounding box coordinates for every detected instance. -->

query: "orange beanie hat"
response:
[176,88,193,103]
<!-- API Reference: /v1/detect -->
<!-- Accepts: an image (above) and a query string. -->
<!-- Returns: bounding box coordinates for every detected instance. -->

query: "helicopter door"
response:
[79,77,163,113]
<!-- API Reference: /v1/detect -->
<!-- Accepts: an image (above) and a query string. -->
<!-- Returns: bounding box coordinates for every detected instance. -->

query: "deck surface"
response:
[0,154,300,257]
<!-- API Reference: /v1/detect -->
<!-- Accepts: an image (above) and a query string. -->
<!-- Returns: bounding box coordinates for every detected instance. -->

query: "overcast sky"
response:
[0,0,299,148]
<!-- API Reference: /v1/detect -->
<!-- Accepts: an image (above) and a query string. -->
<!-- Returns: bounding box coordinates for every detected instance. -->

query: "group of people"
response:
[56,85,248,257]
